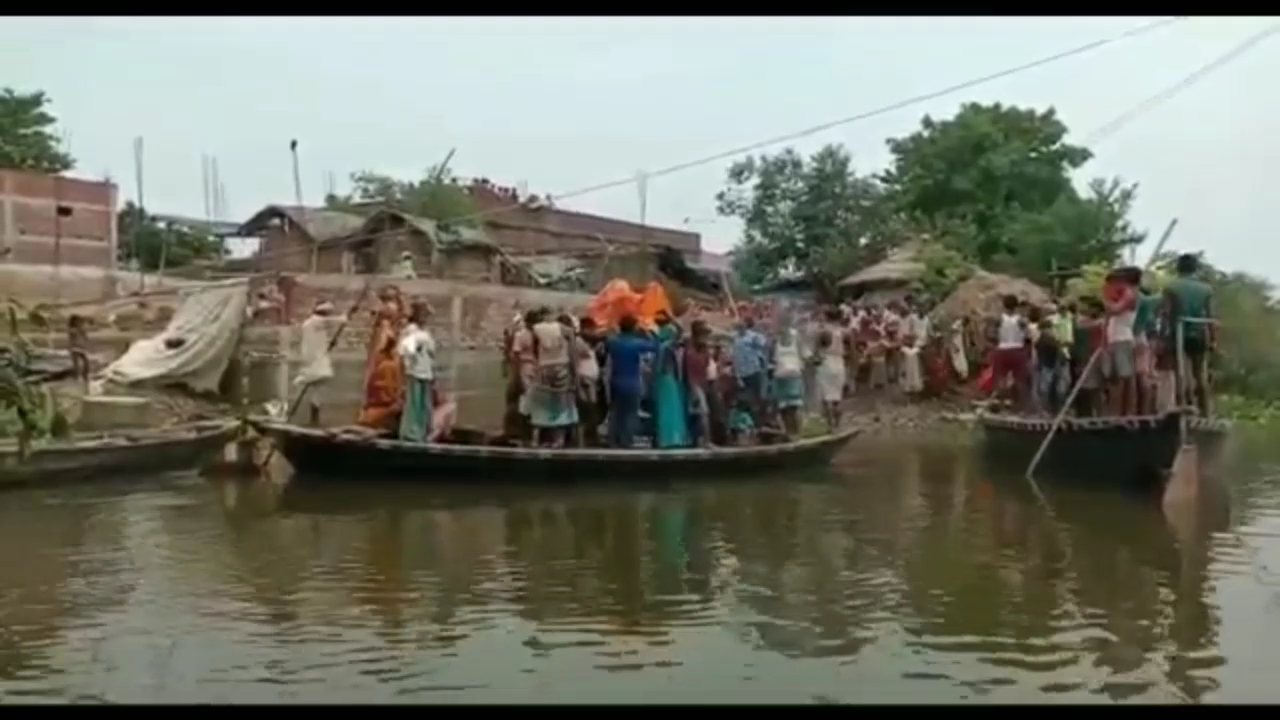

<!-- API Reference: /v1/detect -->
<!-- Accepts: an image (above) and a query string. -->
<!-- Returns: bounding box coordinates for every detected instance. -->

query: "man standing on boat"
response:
[604,314,659,448]
[1162,253,1216,416]
[1102,267,1141,417]
[293,300,345,427]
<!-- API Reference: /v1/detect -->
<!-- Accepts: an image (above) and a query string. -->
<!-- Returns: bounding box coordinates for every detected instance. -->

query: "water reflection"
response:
[1,437,1278,703]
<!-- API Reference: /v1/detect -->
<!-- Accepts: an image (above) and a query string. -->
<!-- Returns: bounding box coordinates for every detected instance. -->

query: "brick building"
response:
[0,169,118,268]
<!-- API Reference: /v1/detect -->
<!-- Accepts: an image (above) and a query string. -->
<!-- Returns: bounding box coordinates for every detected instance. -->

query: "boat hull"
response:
[0,420,242,487]
[979,412,1231,493]
[249,419,861,483]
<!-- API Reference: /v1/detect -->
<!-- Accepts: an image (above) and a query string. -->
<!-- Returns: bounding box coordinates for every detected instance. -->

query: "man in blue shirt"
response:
[605,314,658,448]
[732,317,770,426]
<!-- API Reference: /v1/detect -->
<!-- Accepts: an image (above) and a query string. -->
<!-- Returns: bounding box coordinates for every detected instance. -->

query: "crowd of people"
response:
[287,253,1215,448]
[986,253,1216,418]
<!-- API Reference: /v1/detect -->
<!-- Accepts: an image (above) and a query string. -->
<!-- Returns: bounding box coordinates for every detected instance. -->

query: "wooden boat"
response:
[248,418,862,482]
[0,419,242,487]
[978,411,1232,492]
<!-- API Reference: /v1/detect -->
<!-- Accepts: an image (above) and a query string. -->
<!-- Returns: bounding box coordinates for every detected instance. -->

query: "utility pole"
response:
[132,136,146,291]
[636,170,650,282]
[289,139,312,273]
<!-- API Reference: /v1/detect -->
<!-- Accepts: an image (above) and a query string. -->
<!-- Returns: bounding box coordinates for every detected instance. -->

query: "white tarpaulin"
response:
[103,278,250,394]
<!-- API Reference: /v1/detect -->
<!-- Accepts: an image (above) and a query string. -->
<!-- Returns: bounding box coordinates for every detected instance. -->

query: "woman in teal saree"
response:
[652,311,691,449]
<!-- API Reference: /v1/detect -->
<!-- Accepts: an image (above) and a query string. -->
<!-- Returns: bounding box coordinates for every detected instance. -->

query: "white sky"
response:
[3,16,1276,273]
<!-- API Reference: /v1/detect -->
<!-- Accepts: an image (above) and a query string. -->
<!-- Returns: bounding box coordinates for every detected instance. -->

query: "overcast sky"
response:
[3,16,1276,272]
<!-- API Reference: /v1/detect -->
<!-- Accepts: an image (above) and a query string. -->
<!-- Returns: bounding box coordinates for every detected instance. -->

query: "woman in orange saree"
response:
[357,334,405,432]
[357,289,407,431]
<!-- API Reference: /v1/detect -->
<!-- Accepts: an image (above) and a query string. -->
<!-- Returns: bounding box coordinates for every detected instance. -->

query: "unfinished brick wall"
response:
[0,169,117,269]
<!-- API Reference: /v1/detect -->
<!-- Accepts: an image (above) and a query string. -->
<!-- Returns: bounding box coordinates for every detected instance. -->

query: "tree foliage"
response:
[720,102,1145,290]
[325,166,478,225]
[0,88,74,174]
[116,202,226,271]
[716,145,893,290]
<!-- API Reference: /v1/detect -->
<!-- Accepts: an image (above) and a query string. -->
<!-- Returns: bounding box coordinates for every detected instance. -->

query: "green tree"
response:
[116,201,226,271]
[715,145,892,290]
[880,102,1142,282]
[0,88,74,174]
[325,165,478,225]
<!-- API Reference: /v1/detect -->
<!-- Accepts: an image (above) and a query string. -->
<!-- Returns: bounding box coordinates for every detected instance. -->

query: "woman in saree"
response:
[363,286,406,387]
[652,310,691,449]
[357,333,404,432]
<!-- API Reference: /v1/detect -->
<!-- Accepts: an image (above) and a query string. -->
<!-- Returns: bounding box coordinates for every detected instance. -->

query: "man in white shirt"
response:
[292,301,345,426]
[398,301,437,442]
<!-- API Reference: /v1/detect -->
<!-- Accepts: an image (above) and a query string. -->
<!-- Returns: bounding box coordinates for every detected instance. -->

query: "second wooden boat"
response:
[0,419,242,488]
[249,418,861,482]
[978,411,1232,492]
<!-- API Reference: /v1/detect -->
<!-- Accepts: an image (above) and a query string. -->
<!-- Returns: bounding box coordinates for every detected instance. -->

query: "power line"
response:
[1084,22,1280,146]
[238,16,1189,270]
[442,16,1187,226]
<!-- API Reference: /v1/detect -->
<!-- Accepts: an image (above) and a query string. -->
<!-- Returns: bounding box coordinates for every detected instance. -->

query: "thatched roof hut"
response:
[931,271,1052,326]
[836,244,925,297]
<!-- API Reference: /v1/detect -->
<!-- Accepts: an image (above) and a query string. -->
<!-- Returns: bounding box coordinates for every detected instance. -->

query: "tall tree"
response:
[116,202,226,271]
[880,102,1141,282]
[325,165,478,225]
[715,144,891,289]
[0,88,74,174]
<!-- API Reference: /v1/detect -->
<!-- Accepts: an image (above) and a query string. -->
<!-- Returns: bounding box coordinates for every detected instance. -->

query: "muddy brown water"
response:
[2,431,1280,704]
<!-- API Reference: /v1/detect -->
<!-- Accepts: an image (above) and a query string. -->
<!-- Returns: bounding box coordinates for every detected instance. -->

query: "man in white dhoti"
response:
[293,301,345,426]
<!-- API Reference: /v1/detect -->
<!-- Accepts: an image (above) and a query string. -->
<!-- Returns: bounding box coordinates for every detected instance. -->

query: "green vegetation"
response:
[324,168,479,225]
[0,301,70,454]
[117,201,227,271]
[0,88,74,174]
[719,100,1280,418]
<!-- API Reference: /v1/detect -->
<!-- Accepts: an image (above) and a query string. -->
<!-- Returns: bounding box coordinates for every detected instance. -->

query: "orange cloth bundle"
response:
[586,279,673,331]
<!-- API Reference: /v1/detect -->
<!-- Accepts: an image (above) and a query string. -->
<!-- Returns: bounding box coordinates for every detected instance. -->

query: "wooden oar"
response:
[258,276,378,469]
[1025,217,1179,482]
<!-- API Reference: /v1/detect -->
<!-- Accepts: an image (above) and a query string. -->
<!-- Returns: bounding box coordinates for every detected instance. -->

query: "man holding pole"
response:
[292,300,345,427]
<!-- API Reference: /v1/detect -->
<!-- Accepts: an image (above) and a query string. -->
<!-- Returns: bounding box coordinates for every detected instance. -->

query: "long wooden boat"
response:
[978,411,1232,492]
[248,418,861,482]
[0,419,242,487]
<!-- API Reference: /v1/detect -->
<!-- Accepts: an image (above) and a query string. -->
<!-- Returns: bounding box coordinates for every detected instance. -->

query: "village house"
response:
[341,208,508,283]
[0,168,118,268]
[237,204,366,274]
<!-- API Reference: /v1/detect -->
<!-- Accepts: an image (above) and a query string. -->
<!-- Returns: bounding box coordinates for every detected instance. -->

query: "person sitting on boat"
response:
[604,314,659,448]
[1162,253,1216,416]
[521,309,580,448]
[397,301,437,443]
[292,300,345,427]
[992,294,1030,411]
[428,384,458,442]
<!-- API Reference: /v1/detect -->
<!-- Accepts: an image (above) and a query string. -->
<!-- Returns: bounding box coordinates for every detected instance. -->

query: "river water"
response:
[2,431,1280,704]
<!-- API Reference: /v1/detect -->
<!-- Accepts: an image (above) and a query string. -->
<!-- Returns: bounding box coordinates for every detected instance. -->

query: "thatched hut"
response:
[932,271,1053,362]
[836,244,925,305]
